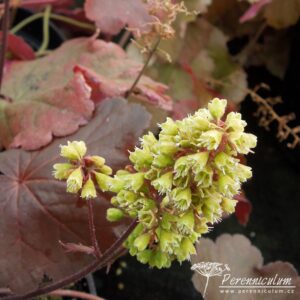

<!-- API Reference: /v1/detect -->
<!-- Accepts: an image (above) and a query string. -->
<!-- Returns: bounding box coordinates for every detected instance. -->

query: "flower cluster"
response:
[53,141,112,200]
[53,98,256,268]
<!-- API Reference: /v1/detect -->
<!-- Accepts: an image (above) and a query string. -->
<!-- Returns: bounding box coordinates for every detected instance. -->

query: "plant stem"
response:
[0,0,10,93]
[87,199,102,258]
[119,30,131,48]
[126,37,160,99]
[237,22,267,65]
[36,5,51,55]
[10,12,95,35]
[48,289,104,300]
[85,273,97,295]
[10,12,43,34]
[50,13,95,31]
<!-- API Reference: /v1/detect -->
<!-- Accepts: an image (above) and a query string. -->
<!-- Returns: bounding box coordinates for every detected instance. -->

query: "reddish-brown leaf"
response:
[0,33,35,60]
[234,193,252,225]
[0,98,151,297]
[0,37,170,150]
[84,0,154,35]
[1,73,94,150]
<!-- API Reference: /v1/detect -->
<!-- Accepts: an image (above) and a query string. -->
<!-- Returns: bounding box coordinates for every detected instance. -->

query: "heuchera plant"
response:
[53,98,257,268]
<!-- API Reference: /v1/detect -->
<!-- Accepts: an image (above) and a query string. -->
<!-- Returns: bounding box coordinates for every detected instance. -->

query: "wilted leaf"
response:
[84,0,154,35]
[264,0,300,29]
[191,234,300,299]
[0,98,151,297]
[1,37,170,150]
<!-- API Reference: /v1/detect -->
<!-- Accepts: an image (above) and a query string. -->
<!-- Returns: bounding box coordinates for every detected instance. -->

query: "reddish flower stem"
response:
[126,37,160,99]
[0,0,10,93]
[48,289,105,300]
[87,199,101,258]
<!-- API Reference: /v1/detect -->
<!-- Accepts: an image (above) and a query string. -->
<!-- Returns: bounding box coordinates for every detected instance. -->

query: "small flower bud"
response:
[99,165,113,175]
[117,190,138,206]
[60,141,87,161]
[194,218,209,234]
[134,233,151,251]
[159,117,178,136]
[154,141,178,155]
[171,187,192,211]
[106,208,124,222]
[94,172,116,192]
[153,153,174,168]
[234,133,257,154]
[160,212,176,230]
[189,115,210,131]
[138,210,157,228]
[199,130,223,150]
[175,238,196,262]
[66,167,83,193]
[140,132,158,151]
[118,172,144,192]
[217,174,239,196]
[174,156,190,178]
[208,98,227,120]
[221,197,237,214]
[188,152,209,173]
[195,108,213,120]
[129,148,153,170]
[176,210,195,235]
[235,164,252,182]
[158,229,180,254]
[194,166,213,188]
[144,168,159,180]
[214,152,236,173]
[151,171,173,194]
[202,204,216,222]
[53,163,73,180]
[149,250,171,269]
[81,177,97,199]
[137,249,153,264]
[140,198,156,210]
[225,112,247,132]
[88,156,105,169]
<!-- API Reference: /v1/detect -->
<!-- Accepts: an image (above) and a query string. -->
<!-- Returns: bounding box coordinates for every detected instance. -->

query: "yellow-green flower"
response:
[60,141,87,161]
[81,177,97,199]
[53,163,73,180]
[66,167,83,193]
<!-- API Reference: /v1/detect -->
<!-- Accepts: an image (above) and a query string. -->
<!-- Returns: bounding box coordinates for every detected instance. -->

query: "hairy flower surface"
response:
[53,98,256,268]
